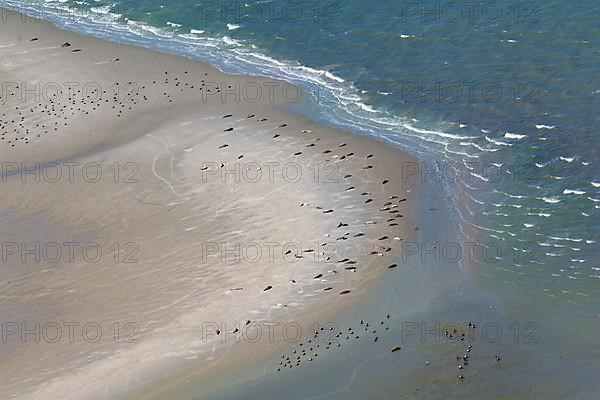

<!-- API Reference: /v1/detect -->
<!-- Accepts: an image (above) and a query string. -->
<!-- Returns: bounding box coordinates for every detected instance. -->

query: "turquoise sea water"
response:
[2,0,598,361]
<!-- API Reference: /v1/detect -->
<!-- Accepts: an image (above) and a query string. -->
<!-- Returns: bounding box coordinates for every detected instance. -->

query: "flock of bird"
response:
[276,319,503,381]
[3,36,505,384]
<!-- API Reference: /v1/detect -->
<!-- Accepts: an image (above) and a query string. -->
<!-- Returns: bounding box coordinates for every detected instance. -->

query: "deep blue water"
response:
[2,0,598,319]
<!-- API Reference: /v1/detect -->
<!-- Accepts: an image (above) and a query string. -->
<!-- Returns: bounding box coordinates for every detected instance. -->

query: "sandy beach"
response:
[3,5,599,400]
[0,9,420,399]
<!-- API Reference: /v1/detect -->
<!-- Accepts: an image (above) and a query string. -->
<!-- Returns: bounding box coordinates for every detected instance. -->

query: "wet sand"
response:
[133,168,600,400]
[4,7,595,400]
[0,9,420,399]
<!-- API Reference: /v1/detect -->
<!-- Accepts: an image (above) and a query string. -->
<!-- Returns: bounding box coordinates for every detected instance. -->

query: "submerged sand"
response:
[0,9,419,399]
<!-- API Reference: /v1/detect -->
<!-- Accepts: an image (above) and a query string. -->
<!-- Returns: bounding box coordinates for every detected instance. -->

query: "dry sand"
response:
[0,9,419,399]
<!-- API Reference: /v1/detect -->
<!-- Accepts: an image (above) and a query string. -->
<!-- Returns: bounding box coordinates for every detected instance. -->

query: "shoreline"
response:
[2,6,597,400]
[0,8,421,399]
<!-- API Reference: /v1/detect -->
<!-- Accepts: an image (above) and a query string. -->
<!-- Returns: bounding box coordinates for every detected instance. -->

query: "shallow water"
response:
[140,169,599,400]
[0,0,598,397]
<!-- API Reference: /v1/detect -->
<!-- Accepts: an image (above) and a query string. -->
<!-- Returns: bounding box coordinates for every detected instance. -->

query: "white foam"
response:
[127,20,173,38]
[223,36,241,46]
[485,135,512,146]
[358,103,377,113]
[539,197,561,204]
[497,190,525,199]
[540,242,565,248]
[504,132,527,140]
[535,124,555,130]
[528,212,551,217]
[405,124,479,140]
[460,141,499,152]
[548,236,583,242]
[227,23,242,31]
[90,5,112,15]
[563,189,586,195]
[324,71,345,83]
